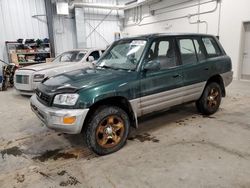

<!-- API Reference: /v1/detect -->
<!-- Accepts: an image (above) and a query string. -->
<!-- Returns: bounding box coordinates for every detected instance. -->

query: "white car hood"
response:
[19,62,83,72]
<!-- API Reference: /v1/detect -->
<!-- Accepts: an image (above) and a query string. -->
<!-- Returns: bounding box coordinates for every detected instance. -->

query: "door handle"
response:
[173,74,181,78]
[204,68,209,71]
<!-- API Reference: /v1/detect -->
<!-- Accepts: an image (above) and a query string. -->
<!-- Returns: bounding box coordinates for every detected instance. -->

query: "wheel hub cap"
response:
[105,126,113,135]
[207,88,219,108]
[96,115,125,149]
[208,96,214,101]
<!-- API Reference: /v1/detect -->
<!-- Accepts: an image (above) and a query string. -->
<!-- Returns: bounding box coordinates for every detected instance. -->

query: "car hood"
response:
[40,68,135,93]
[19,62,83,72]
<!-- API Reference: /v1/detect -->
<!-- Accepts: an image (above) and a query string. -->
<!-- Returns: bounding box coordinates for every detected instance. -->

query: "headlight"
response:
[53,93,79,106]
[33,74,45,82]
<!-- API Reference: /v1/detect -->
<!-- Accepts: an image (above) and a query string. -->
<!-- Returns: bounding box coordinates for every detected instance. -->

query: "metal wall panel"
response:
[83,0,121,48]
[0,0,48,63]
[53,0,121,55]
[53,14,77,56]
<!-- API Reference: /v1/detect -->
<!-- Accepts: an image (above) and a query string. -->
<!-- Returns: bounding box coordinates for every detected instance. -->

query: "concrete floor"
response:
[0,81,250,188]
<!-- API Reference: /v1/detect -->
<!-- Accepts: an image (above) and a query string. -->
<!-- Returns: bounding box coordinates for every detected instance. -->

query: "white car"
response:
[14,48,104,95]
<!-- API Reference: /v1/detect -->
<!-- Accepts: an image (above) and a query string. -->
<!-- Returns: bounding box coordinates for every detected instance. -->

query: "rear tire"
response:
[85,106,130,155]
[196,82,222,115]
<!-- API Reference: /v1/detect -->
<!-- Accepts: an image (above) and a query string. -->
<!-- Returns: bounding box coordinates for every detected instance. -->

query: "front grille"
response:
[16,75,29,84]
[36,89,53,106]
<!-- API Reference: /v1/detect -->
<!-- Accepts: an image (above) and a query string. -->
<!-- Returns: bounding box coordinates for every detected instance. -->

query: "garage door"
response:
[242,23,250,80]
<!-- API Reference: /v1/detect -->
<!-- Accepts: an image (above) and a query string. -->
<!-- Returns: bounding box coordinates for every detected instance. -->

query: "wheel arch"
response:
[206,74,225,97]
[82,96,138,133]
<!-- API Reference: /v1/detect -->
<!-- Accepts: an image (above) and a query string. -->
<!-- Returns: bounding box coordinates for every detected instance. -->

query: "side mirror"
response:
[143,60,160,71]
[88,56,95,62]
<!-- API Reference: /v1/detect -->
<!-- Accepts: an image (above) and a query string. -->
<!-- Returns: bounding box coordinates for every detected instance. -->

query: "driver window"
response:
[88,51,100,61]
[147,38,177,70]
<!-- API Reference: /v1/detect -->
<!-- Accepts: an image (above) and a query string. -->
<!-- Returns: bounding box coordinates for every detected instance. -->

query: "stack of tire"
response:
[0,60,18,91]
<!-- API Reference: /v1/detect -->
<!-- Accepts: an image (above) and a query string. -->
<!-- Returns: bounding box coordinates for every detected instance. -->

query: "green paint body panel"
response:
[37,34,232,110]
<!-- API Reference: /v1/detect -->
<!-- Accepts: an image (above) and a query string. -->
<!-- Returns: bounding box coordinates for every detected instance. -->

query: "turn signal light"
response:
[63,116,76,124]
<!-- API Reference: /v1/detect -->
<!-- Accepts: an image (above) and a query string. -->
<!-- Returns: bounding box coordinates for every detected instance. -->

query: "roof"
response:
[67,48,106,52]
[121,33,215,40]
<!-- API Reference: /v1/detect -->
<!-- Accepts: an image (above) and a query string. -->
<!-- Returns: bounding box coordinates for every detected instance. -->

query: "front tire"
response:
[85,106,130,155]
[196,82,222,115]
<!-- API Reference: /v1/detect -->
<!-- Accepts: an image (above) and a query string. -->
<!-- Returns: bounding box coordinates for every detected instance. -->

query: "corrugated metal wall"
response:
[0,0,123,60]
[0,0,48,63]
[53,0,122,55]
[84,0,120,48]
[53,14,77,56]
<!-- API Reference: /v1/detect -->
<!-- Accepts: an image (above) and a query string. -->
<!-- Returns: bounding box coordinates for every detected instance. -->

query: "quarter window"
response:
[202,37,221,57]
[178,39,197,65]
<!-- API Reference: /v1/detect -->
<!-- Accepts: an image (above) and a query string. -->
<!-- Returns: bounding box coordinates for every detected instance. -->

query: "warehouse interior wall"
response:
[52,0,121,56]
[0,0,122,60]
[0,0,248,78]
[83,0,121,49]
[0,0,48,64]
[52,13,78,56]
[122,0,250,79]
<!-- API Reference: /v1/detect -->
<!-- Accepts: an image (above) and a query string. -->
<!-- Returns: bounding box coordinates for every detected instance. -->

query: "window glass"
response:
[97,40,147,70]
[202,37,221,57]
[193,39,206,61]
[60,54,71,62]
[146,38,176,70]
[89,51,100,61]
[178,39,197,65]
[53,51,87,63]
[158,41,169,56]
[75,52,86,61]
[148,42,156,61]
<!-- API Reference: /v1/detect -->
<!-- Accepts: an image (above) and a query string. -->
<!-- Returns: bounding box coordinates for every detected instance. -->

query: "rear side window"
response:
[178,39,197,65]
[202,37,221,57]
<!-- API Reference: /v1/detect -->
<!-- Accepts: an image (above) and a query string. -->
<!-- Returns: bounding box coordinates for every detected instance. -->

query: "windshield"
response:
[97,39,147,70]
[53,51,87,63]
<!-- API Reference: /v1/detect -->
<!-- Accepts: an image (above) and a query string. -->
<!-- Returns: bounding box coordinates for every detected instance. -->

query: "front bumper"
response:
[15,81,40,95]
[30,95,89,134]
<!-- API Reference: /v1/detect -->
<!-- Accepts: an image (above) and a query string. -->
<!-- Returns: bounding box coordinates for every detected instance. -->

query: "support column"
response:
[44,0,55,57]
[75,8,87,48]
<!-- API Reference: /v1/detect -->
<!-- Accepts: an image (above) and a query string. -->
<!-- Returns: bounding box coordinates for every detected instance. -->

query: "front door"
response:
[139,37,183,116]
[242,22,250,80]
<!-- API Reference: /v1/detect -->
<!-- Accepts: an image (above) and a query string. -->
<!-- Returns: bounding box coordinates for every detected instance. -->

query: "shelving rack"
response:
[5,41,51,66]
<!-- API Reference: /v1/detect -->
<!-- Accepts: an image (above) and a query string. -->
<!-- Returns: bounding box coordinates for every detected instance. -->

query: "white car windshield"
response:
[97,39,147,70]
[53,51,87,63]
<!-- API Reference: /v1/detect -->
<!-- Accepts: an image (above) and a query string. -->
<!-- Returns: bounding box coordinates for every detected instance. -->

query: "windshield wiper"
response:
[96,65,118,70]
[96,65,135,71]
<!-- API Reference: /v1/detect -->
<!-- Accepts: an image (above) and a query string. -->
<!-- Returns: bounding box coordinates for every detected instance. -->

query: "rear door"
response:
[176,36,208,103]
[139,37,183,116]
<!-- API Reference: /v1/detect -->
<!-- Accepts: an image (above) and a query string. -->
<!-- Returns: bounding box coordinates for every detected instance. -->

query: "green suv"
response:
[30,33,233,155]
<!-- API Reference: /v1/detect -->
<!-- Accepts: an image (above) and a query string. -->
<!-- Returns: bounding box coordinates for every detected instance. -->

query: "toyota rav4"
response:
[30,33,233,155]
